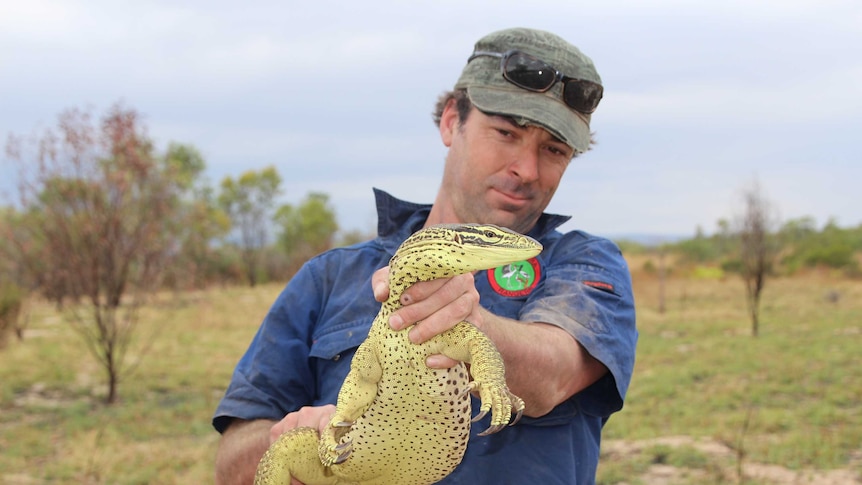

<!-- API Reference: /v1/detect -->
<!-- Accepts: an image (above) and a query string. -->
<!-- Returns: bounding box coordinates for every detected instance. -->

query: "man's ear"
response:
[439,98,460,148]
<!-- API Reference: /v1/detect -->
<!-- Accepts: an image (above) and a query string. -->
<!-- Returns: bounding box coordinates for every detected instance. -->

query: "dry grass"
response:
[0,271,860,484]
[598,269,862,484]
[0,284,281,484]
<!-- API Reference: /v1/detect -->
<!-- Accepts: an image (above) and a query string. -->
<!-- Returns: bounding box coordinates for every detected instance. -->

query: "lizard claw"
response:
[320,439,353,466]
[470,378,524,435]
[333,447,352,464]
[319,418,354,467]
[458,381,478,399]
[510,406,524,426]
[509,394,525,426]
[478,423,505,436]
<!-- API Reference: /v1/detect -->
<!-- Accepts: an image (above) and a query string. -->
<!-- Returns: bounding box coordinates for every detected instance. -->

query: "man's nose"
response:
[508,145,540,183]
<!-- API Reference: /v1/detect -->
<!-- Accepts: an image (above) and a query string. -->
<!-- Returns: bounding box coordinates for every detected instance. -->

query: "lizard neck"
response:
[371,258,429,334]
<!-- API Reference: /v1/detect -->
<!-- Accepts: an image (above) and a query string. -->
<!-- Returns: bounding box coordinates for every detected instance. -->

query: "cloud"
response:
[605,63,862,126]
[0,0,84,40]
[1,0,860,236]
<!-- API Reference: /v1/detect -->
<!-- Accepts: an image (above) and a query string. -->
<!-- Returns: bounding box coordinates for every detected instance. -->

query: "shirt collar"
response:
[373,188,571,251]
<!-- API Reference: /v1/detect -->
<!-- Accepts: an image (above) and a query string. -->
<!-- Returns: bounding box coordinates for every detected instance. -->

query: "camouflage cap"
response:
[454,27,602,154]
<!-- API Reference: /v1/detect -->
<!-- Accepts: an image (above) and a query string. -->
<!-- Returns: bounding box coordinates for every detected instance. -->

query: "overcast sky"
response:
[1,0,859,240]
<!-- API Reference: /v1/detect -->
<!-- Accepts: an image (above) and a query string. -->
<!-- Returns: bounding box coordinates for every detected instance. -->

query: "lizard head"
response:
[390,223,543,281]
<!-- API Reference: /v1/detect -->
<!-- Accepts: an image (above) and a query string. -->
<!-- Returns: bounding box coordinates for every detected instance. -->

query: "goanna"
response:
[254,223,542,485]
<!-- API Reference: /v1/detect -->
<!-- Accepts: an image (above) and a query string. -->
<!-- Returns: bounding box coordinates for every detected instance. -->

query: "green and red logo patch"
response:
[487,257,541,297]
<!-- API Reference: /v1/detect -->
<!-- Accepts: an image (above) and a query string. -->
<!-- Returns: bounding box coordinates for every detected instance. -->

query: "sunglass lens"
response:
[563,80,603,113]
[503,52,557,92]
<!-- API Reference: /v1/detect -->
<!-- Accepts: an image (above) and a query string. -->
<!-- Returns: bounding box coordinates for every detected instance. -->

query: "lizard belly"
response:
[332,338,472,484]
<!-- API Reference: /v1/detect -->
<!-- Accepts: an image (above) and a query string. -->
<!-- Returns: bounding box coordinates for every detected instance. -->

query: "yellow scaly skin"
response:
[254,223,542,485]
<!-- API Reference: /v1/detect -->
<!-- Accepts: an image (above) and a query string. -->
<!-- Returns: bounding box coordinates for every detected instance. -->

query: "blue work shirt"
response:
[213,189,637,484]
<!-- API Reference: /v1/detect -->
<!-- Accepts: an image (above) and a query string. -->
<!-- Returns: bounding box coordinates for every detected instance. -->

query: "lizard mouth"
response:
[394,223,542,275]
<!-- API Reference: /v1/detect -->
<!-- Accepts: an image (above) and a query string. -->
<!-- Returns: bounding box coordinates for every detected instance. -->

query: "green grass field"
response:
[0,273,859,484]
[599,272,862,484]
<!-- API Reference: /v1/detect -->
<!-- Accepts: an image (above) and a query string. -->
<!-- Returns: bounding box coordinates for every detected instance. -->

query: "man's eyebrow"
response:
[491,114,519,126]
[491,114,570,147]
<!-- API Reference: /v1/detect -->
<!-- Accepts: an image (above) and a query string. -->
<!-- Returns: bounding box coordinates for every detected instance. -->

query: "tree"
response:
[275,192,339,273]
[338,228,375,248]
[0,281,24,349]
[734,179,779,337]
[773,217,862,276]
[218,167,282,286]
[0,211,23,346]
[163,142,206,190]
[3,103,185,403]
[161,143,230,288]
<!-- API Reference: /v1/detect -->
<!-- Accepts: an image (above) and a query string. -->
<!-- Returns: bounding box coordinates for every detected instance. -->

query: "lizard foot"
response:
[469,381,525,436]
[318,418,355,467]
[319,438,353,466]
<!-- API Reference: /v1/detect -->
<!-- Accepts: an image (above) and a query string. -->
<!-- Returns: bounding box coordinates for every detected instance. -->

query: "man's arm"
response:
[215,406,337,485]
[474,309,607,417]
[376,269,607,417]
[215,419,274,485]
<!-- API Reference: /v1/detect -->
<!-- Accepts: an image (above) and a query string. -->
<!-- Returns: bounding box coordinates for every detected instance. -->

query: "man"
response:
[214,27,637,484]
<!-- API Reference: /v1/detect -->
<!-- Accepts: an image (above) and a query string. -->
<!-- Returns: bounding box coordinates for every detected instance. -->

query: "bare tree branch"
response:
[734,179,780,337]
[3,103,183,403]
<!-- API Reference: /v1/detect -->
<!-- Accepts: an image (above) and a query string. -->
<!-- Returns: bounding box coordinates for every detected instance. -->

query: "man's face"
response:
[434,101,574,234]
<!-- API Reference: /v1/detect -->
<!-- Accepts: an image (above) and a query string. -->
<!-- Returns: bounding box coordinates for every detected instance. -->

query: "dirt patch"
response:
[603,436,862,485]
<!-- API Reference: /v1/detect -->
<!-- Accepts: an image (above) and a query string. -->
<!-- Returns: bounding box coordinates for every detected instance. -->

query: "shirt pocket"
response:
[309,318,372,403]
[310,318,372,361]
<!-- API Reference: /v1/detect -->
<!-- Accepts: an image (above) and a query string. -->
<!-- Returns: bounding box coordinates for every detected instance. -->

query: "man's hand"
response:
[372,266,609,417]
[269,404,336,444]
[372,266,478,368]
[266,405,336,485]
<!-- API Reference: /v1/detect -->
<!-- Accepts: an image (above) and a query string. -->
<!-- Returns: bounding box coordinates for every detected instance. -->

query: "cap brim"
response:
[467,85,591,153]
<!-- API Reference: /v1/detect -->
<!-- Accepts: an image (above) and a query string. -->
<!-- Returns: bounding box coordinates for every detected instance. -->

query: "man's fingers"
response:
[317,406,336,435]
[270,405,337,443]
[393,274,477,330]
[426,353,459,369]
[269,413,298,443]
[372,266,390,302]
[401,273,473,305]
[406,292,479,344]
[399,277,449,305]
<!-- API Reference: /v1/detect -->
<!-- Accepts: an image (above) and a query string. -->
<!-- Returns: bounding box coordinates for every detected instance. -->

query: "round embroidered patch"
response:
[487,258,541,297]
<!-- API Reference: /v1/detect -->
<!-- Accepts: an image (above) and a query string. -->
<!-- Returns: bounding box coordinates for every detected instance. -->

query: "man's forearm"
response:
[477,308,607,417]
[215,419,274,485]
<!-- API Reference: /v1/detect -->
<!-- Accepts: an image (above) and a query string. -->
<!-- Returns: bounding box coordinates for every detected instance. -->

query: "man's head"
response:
[435,28,602,155]
[426,28,602,234]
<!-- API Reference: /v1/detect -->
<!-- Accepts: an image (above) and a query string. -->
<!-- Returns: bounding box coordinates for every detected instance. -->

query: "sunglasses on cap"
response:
[468,50,603,115]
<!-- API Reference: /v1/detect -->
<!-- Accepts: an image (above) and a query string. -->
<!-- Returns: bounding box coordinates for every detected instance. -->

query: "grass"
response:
[0,284,281,484]
[597,271,862,483]
[0,273,860,483]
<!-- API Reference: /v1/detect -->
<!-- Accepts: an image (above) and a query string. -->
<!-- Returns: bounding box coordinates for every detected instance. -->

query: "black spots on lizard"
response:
[310,224,533,484]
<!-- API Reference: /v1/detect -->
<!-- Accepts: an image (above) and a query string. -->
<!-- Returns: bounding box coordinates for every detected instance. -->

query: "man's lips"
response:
[491,187,533,207]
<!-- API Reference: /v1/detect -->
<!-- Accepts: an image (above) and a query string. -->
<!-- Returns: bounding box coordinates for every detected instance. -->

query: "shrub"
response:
[0,282,24,349]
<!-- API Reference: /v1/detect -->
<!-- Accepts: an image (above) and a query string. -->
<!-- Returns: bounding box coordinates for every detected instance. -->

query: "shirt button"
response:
[333,354,341,361]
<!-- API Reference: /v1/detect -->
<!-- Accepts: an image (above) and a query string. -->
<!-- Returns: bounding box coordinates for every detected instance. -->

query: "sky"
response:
[1,0,860,241]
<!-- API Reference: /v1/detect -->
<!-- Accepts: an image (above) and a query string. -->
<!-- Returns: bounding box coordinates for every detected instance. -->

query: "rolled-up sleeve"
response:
[212,265,321,433]
[521,234,637,417]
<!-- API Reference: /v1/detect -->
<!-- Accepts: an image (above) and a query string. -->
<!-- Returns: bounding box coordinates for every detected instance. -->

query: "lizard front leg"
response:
[318,339,382,466]
[433,321,525,435]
